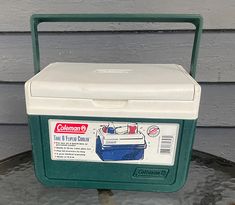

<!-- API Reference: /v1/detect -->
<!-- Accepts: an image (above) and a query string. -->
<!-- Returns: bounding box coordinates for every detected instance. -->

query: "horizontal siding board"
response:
[0,84,27,124]
[0,83,235,126]
[0,125,234,162]
[0,125,30,160]
[199,84,235,127]
[1,0,235,31]
[0,32,235,82]
[194,128,235,162]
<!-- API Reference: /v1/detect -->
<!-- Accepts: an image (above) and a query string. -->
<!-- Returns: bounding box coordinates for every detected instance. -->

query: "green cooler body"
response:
[25,14,202,192]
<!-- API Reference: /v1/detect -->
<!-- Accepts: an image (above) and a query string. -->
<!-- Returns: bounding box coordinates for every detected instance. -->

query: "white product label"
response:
[49,120,179,166]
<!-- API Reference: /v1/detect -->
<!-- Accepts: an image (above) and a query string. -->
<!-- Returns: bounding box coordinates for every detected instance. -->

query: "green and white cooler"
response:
[25,14,203,192]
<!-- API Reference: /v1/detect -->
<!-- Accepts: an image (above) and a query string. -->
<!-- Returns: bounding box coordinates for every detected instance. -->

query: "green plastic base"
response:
[28,115,197,192]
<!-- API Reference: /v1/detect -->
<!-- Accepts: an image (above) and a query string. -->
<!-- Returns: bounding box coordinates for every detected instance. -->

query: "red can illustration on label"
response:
[128,123,138,134]
[102,126,108,133]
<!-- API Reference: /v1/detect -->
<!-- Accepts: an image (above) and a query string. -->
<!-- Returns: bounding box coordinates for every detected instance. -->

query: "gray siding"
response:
[1,0,235,31]
[0,32,235,82]
[0,125,30,160]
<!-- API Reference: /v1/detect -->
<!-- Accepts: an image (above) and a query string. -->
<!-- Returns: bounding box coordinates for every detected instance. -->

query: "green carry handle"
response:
[31,14,203,78]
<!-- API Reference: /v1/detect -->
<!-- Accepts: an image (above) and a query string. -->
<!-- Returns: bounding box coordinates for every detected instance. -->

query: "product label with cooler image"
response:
[96,123,146,161]
[49,120,179,166]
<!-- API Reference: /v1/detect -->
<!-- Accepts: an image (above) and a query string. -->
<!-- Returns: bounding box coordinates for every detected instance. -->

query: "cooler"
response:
[25,14,203,192]
[96,123,147,161]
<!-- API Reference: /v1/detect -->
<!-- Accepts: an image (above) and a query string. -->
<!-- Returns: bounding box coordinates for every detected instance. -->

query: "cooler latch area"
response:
[92,100,128,108]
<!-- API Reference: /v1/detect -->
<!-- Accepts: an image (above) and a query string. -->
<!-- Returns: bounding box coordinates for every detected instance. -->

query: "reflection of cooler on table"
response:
[96,123,147,161]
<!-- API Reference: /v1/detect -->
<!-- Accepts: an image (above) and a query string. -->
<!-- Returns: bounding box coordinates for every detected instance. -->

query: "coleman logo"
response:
[54,123,88,134]
[133,168,168,178]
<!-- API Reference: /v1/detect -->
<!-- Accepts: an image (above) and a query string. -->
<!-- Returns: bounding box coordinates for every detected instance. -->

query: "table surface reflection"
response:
[0,150,234,205]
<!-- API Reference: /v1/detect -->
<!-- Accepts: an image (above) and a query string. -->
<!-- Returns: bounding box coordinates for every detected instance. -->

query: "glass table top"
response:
[0,150,234,205]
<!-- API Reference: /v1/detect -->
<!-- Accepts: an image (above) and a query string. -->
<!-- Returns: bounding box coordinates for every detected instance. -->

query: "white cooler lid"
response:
[29,62,197,101]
